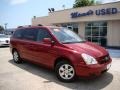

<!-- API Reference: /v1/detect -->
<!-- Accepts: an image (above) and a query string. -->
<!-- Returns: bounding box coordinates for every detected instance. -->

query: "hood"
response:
[0,38,10,41]
[63,41,108,58]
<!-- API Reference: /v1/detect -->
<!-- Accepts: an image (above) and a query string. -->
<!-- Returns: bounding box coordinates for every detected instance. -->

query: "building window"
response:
[61,23,79,34]
[85,22,107,46]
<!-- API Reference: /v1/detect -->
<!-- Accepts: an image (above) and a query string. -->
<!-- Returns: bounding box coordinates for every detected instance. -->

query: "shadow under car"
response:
[8,59,113,90]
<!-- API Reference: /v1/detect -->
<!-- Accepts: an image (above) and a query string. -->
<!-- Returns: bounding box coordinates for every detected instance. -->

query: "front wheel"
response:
[55,61,76,82]
[13,50,22,64]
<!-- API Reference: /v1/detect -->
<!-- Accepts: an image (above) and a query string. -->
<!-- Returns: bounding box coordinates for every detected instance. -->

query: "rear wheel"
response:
[13,50,22,63]
[55,61,76,82]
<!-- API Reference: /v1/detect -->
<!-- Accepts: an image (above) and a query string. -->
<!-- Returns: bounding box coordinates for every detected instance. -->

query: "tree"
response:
[0,25,4,32]
[73,0,95,8]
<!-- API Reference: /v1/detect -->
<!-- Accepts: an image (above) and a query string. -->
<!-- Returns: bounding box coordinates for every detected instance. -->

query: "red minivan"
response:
[10,26,112,82]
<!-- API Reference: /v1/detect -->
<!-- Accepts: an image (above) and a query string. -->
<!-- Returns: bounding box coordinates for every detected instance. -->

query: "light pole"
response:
[62,5,65,10]
[4,23,8,30]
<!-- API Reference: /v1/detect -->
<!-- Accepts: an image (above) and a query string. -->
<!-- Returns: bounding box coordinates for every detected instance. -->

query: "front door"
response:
[20,28,39,61]
[31,28,58,67]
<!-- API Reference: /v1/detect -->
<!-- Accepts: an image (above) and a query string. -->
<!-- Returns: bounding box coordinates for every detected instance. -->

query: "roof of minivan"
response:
[17,26,60,29]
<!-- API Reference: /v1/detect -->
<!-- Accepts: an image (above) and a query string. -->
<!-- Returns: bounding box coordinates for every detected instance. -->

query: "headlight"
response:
[81,53,98,65]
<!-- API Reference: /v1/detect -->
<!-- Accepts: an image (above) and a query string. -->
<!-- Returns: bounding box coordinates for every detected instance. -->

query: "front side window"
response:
[37,28,52,42]
[50,28,84,43]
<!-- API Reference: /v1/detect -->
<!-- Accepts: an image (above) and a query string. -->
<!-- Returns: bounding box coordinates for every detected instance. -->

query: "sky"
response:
[0,0,120,28]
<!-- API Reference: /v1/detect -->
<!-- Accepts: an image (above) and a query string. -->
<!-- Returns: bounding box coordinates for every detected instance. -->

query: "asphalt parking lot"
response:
[0,47,120,90]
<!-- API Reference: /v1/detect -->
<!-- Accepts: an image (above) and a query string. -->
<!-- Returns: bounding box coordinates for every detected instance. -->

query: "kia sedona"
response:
[10,26,112,82]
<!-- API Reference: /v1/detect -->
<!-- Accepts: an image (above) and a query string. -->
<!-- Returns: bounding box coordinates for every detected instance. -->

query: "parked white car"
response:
[0,34,10,46]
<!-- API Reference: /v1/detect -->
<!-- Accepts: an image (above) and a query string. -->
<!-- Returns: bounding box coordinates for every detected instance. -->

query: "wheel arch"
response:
[12,48,17,54]
[54,56,74,69]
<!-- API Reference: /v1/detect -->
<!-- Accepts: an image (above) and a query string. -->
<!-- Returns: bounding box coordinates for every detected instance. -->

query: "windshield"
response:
[50,28,85,43]
[0,35,8,38]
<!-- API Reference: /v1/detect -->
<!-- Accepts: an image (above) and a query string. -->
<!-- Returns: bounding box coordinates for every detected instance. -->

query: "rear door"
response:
[21,28,39,61]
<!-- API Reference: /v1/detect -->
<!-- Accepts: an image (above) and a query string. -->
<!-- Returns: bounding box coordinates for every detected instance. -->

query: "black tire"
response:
[12,50,22,64]
[55,60,76,82]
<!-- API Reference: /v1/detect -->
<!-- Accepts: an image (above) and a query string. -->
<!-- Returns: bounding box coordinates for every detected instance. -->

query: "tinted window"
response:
[13,29,23,39]
[22,29,38,41]
[37,28,52,41]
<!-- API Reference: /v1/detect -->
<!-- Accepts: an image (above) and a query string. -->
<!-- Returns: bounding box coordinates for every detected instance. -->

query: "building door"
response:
[85,22,107,47]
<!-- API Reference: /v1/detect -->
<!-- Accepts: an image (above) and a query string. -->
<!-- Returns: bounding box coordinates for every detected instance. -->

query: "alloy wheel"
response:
[59,64,75,80]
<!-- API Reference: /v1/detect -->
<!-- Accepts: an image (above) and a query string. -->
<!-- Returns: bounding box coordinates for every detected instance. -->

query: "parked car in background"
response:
[0,34,10,47]
[10,26,112,82]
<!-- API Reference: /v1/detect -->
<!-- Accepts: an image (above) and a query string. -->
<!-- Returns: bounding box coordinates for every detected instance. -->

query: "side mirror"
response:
[43,38,55,45]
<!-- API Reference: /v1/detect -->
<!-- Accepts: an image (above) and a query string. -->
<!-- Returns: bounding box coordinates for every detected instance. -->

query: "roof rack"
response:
[17,24,44,28]
[38,24,43,26]
[17,26,23,28]
[17,25,32,28]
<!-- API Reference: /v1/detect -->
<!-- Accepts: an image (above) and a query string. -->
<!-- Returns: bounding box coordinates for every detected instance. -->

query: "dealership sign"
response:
[71,8,118,18]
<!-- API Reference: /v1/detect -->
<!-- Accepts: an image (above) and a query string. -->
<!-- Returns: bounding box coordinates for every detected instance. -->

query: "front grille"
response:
[98,55,110,64]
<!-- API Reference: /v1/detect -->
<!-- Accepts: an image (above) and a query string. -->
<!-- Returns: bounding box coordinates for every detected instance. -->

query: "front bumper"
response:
[0,42,9,46]
[75,58,112,77]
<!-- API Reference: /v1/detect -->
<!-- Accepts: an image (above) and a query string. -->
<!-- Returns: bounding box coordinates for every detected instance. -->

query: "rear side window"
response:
[22,29,38,41]
[37,28,52,41]
[13,29,23,39]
